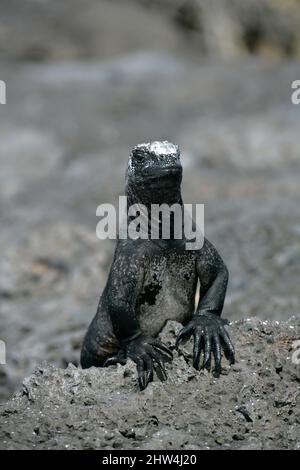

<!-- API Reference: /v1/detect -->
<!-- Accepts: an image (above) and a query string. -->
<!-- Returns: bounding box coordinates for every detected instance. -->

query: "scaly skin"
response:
[80,141,235,390]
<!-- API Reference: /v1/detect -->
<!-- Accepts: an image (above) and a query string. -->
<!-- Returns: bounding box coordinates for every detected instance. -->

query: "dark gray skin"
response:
[81,141,235,390]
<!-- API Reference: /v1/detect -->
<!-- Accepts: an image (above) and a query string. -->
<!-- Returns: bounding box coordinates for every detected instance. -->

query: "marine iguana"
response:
[81,141,235,390]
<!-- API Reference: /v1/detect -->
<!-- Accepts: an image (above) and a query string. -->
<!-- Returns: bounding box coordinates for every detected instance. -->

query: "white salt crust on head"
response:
[133,141,179,157]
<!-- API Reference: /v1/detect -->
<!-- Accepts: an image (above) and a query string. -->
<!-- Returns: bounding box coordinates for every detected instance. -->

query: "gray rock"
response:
[0,318,299,450]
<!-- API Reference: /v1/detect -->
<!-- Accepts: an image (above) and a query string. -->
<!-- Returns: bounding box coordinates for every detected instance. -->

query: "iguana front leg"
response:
[176,238,235,375]
[104,243,173,389]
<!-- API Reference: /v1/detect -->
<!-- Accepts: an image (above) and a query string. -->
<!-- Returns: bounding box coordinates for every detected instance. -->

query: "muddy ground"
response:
[0,0,300,450]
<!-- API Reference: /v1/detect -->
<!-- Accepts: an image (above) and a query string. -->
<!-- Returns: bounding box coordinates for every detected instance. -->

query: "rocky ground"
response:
[0,0,300,450]
[1,318,299,450]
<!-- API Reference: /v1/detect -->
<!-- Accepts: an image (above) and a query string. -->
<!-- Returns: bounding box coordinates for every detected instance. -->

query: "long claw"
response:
[148,348,168,382]
[142,354,154,386]
[193,332,202,370]
[151,339,173,361]
[176,324,193,348]
[136,358,146,391]
[220,328,235,364]
[103,351,126,367]
[153,359,167,382]
[103,356,118,367]
[212,334,222,377]
[202,332,211,370]
[152,346,173,363]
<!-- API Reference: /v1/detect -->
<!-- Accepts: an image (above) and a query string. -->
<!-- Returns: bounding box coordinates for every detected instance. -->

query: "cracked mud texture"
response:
[1,318,300,450]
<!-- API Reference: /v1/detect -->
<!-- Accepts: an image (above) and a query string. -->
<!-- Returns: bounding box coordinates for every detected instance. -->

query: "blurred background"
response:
[0,0,300,402]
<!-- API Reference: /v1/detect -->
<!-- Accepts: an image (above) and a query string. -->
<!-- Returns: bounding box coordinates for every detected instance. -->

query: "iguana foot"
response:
[176,313,235,376]
[104,335,173,390]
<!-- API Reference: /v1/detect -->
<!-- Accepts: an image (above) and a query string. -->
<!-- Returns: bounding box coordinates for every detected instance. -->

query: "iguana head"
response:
[126,141,183,205]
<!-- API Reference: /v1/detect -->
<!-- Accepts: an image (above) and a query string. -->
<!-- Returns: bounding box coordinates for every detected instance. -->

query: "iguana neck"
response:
[125,178,184,242]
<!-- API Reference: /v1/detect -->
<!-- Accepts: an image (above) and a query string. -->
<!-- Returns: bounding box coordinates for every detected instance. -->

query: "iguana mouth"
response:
[141,165,182,180]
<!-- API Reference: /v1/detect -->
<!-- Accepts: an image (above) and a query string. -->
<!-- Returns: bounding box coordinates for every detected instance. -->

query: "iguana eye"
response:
[131,145,148,163]
[133,150,147,162]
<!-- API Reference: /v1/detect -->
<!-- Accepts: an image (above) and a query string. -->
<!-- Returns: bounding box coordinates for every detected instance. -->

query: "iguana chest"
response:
[137,250,198,336]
